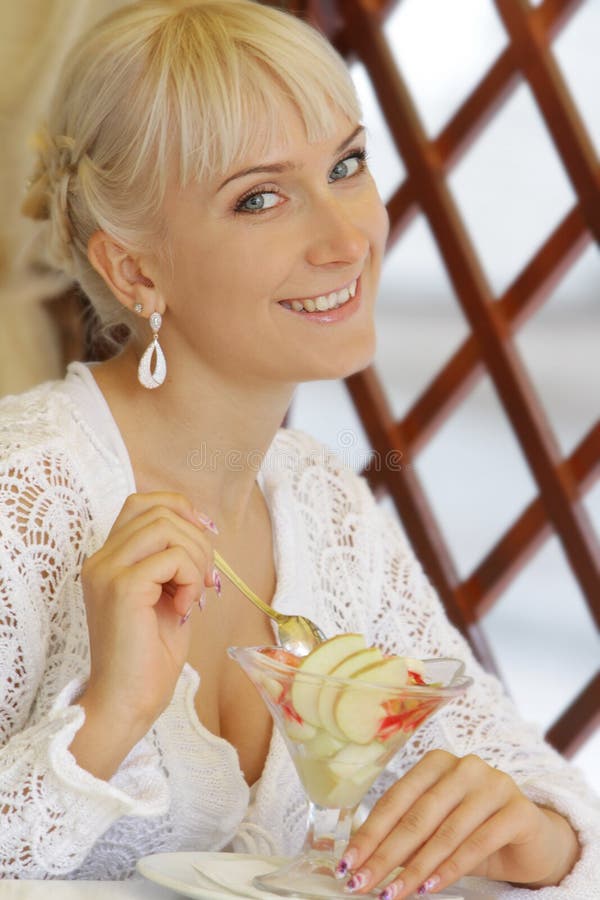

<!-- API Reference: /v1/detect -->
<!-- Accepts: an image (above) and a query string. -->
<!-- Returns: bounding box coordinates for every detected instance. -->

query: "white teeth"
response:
[280,278,358,313]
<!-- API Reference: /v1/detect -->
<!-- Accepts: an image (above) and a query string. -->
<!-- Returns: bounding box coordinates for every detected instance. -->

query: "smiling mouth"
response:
[278,278,358,314]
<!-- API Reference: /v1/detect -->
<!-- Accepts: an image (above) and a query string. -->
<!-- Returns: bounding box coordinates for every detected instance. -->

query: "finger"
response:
[342,755,503,895]
[113,503,219,547]
[113,545,204,617]
[110,491,217,536]
[379,793,506,899]
[337,750,455,877]
[398,800,527,900]
[108,517,214,586]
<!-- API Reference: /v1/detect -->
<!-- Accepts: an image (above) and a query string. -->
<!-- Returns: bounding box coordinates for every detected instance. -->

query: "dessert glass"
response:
[228,646,472,899]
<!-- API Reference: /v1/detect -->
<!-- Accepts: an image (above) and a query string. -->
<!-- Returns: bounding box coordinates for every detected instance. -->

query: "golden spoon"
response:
[213,549,325,656]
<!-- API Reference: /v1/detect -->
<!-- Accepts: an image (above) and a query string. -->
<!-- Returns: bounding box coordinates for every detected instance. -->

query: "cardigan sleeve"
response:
[362,500,600,898]
[0,444,169,878]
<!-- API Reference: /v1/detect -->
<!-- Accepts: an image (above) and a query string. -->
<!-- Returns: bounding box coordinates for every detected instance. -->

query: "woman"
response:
[1,0,597,894]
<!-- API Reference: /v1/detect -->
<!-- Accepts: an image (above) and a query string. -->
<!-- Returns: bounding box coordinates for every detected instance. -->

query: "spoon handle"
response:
[213,549,283,623]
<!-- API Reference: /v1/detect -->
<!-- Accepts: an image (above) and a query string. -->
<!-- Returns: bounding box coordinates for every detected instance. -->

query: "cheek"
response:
[367,189,390,255]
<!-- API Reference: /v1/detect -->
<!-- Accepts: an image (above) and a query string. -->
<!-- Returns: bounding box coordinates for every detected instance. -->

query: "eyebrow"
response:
[216,124,366,193]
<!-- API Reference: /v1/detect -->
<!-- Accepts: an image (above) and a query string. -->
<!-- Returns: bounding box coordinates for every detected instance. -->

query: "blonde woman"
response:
[1,1,597,893]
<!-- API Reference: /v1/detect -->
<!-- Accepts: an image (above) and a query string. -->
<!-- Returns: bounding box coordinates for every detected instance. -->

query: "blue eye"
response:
[329,150,367,182]
[236,190,280,213]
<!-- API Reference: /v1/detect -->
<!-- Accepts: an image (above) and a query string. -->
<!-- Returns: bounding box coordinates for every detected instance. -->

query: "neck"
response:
[91,344,296,534]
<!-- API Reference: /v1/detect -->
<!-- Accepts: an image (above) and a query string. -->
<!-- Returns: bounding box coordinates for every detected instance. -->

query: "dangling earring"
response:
[138,311,166,389]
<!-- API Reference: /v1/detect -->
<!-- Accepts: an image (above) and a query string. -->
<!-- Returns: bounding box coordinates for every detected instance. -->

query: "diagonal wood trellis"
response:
[295,0,600,758]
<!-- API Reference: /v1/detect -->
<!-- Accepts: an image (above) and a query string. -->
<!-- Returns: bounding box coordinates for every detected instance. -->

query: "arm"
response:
[0,445,215,877]
[0,512,169,878]
[341,502,599,897]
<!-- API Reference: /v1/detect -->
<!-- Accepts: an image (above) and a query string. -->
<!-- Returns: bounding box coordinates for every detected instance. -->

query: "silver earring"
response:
[134,302,143,314]
[138,311,166,389]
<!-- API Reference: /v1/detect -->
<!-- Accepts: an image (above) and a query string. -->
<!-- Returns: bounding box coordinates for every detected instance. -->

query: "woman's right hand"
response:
[71,492,218,778]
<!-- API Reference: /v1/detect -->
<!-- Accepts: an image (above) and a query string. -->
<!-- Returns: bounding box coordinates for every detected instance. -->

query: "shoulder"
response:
[0,378,79,460]
[268,426,376,511]
[0,379,98,541]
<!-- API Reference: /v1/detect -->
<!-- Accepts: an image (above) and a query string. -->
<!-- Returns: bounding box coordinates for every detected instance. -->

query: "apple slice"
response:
[327,740,384,779]
[317,647,384,740]
[291,633,366,726]
[334,656,409,744]
[284,718,317,743]
[304,730,345,759]
[258,647,302,709]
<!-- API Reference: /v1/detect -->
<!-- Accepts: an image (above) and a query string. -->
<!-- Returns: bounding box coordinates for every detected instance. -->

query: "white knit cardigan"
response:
[0,363,598,896]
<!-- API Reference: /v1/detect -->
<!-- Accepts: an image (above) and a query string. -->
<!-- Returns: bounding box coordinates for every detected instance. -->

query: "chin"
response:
[301,339,376,383]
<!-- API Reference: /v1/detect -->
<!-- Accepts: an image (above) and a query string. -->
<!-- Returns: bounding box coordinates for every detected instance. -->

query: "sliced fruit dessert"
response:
[333,656,409,745]
[259,637,432,750]
[290,633,366,726]
[317,646,384,741]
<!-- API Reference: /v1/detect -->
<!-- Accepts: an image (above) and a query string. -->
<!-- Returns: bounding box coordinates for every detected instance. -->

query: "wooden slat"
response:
[343,0,600,634]
[458,422,600,615]
[401,205,589,456]
[546,670,600,757]
[344,367,500,672]
[495,0,600,241]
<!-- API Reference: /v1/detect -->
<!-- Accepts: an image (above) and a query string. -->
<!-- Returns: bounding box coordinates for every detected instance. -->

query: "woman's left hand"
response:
[337,749,579,898]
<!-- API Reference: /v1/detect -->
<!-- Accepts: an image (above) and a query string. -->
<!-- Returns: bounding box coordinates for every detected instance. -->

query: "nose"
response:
[304,192,370,270]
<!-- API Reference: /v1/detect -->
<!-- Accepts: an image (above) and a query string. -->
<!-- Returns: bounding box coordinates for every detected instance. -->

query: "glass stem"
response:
[302,802,357,864]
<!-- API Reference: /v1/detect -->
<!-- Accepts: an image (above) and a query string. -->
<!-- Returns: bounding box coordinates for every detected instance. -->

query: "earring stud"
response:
[134,302,143,314]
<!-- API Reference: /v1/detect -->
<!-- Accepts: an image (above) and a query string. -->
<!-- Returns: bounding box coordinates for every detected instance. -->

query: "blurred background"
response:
[1,1,598,789]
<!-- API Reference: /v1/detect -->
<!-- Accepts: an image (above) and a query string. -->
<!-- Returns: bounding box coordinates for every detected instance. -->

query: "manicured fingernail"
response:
[212,568,222,597]
[198,590,206,610]
[418,875,440,895]
[344,870,371,893]
[336,849,357,878]
[379,884,402,900]
[179,605,193,625]
[195,510,219,534]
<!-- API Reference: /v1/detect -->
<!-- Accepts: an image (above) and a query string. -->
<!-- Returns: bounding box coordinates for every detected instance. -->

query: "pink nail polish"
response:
[198,590,206,610]
[379,884,401,900]
[195,510,219,534]
[417,875,440,895]
[345,870,371,893]
[336,848,357,878]
[212,568,222,597]
[179,606,193,625]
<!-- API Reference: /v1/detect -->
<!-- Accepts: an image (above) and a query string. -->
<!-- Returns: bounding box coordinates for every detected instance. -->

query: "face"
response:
[156,102,389,386]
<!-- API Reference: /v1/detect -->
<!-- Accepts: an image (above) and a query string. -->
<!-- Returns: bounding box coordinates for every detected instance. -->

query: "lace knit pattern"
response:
[0,378,598,895]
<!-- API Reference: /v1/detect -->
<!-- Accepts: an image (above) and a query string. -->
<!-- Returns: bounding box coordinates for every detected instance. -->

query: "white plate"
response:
[136,852,288,900]
[137,851,496,900]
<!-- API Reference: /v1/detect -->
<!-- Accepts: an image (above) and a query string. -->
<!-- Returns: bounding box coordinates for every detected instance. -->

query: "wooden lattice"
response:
[299,0,600,758]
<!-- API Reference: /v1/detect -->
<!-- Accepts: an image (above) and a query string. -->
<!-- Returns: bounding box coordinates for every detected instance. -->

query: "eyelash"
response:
[233,147,369,215]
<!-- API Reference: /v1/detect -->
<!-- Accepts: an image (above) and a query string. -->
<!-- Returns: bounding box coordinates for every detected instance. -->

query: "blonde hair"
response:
[23,0,362,332]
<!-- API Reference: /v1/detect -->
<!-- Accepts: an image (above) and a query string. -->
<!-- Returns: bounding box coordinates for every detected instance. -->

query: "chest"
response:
[186,510,278,786]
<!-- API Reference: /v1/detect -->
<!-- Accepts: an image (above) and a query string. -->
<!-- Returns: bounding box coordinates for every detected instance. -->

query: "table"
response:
[0,880,181,900]
[0,879,499,900]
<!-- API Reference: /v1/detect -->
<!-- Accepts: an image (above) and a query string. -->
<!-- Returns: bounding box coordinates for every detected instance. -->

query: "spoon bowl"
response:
[214,549,325,655]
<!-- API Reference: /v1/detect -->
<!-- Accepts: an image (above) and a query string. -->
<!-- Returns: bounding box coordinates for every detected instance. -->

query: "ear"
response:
[87,231,165,316]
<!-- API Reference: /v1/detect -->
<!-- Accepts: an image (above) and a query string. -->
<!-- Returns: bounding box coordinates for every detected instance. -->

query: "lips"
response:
[277,275,362,324]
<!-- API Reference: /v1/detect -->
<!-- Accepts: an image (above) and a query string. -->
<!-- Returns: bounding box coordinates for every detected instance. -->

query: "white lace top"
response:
[0,362,598,897]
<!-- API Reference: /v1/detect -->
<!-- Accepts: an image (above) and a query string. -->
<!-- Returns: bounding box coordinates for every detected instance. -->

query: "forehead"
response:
[220,101,357,178]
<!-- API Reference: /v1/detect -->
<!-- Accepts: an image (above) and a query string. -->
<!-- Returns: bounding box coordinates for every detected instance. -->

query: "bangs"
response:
[139,2,362,190]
